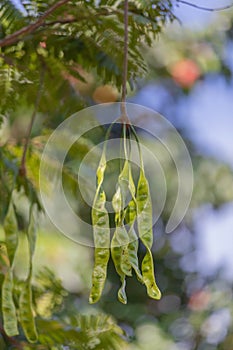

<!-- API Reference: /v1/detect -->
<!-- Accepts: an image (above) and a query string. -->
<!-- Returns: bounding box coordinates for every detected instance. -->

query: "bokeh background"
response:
[1,1,233,349]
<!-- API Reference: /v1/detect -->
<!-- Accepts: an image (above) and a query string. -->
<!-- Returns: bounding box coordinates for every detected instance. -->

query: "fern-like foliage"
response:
[0,0,175,113]
[37,314,127,349]
[22,268,126,349]
[0,0,27,35]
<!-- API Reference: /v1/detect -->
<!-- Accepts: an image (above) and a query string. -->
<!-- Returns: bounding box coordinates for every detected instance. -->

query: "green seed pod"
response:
[19,279,38,343]
[27,205,37,270]
[126,163,143,282]
[3,202,18,266]
[19,204,38,343]
[125,199,143,283]
[1,201,19,337]
[0,242,9,276]
[89,152,110,304]
[2,270,19,337]
[111,158,133,304]
[89,189,110,304]
[112,225,131,278]
[111,227,128,305]
[137,169,161,300]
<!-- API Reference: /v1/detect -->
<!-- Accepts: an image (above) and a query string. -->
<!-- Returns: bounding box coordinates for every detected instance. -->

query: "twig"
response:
[120,0,130,124]
[0,0,70,48]
[0,323,23,349]
[45,17,77,26]
[19,69,45,177]
[177,0,233,12]
[44,8,111,26]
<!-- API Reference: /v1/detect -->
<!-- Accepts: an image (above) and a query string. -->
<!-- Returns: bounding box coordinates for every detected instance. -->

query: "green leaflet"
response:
[137,169,161,300]
[89,152,110,304]
[19,204,38,343]
[1,201,19,337]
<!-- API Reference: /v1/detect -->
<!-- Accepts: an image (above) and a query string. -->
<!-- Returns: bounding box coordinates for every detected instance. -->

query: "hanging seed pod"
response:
[136,168,161,300]
[111,183,130,304]
[117,160,132,277]
[111,225,128,304]
[0,243,18,337]
[121,126,142,282]
[125,166,143,283]
[129,124,161,300]
[1,201,19,337]
[19,278,38,343]
[3,202,18,266]
[90,121,161,303]
[111,129,133,304]
[89,153,110,304]
[19,204,38,343]
[2,270,19,336]
[0,242,9,276]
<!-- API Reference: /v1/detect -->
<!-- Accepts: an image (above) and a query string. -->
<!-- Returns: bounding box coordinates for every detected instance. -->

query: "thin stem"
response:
[177,0,233,12]
[127,126,132,161]
[120,130,123,172]
[123,123,128,160]
[19,69,45,177]
[120,0,130,124]
[102,118,120,156]
[129,124,144,171]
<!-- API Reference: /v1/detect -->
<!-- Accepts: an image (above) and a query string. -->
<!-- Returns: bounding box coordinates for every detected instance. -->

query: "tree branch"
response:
[0,323,23,349]
[0,0,70,48]
[177,0,233,12]
[45,17,77,26]
[44,9,110,27]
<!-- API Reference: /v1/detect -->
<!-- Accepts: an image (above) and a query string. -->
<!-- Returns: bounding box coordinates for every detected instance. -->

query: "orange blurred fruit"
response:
[92,85,119,103]
[170,59,201,88]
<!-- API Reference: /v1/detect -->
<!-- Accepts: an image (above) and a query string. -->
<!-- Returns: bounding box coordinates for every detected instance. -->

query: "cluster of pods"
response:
[89,121,161,304]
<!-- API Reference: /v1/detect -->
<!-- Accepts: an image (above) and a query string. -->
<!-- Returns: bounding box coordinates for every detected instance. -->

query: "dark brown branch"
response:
[177,0,233,12]
[44,9,111,26]
[0,0,70,48]
[0,323,23,349]
[45,17,77,26]
[19,69,45,177]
